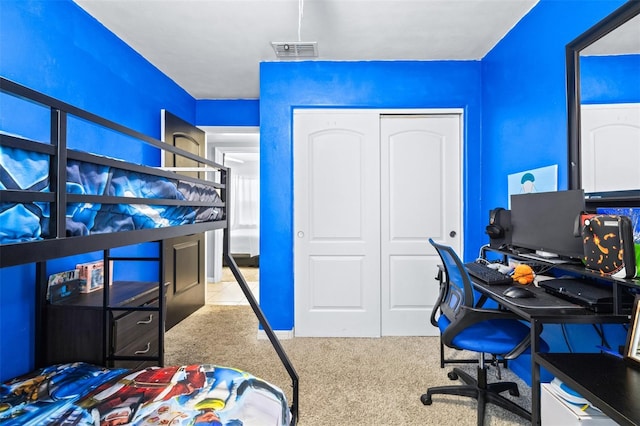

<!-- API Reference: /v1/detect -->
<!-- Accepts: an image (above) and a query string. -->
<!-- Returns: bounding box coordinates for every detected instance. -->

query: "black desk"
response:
[537,353,640,426]
[471,280,632,425]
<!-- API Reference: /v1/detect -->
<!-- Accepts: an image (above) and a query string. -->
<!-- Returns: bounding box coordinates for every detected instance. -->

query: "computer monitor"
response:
[510,189,585,260]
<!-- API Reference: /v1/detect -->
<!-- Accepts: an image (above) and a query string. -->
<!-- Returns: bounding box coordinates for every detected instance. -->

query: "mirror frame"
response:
[566,1,640,195]
[625,295,640,368]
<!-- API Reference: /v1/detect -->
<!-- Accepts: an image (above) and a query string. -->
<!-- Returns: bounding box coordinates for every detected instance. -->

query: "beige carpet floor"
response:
[165,305,530,426]
[219,266,259,283]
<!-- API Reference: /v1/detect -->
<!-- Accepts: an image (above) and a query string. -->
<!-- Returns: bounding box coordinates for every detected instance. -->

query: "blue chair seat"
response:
[438,315,549,355]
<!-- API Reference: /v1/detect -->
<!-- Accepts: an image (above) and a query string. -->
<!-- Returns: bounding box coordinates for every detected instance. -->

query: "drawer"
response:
[114,332,158,358]
[112,301,160,352]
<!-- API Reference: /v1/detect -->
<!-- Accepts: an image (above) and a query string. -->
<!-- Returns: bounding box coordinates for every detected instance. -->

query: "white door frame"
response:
[201,126,260,283]
[293,108,464,337]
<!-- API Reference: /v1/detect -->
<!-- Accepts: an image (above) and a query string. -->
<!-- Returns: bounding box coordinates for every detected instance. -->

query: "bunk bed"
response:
[0,77,298,425]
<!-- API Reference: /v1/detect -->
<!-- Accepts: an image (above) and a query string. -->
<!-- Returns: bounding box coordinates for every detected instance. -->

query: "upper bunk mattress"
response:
[1,146,224,244]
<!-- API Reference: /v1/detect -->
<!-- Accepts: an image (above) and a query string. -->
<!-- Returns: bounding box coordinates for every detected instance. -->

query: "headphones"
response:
[485,207,506,239]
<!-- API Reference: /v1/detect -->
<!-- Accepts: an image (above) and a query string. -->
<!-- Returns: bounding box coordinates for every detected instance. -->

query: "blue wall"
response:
[0,1,195,134]
[582,54,640,104]
[196,100,260,126]
[259,60,483,330]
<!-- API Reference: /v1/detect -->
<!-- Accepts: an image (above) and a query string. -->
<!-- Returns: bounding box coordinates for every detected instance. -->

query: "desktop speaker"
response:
[486,208,511,249]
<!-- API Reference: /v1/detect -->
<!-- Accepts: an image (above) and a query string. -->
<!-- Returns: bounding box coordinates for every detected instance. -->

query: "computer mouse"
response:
[502,286,534,299]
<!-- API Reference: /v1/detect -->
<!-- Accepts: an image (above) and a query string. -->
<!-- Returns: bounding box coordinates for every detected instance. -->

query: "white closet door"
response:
[294,109,462,337]
[380,114,462,336]
[581,104,640,193]
[293,110,381,337]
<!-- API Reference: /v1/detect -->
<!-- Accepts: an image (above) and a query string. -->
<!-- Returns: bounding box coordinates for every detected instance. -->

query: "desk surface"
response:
[536,353,640,426]
[472,280,627,323]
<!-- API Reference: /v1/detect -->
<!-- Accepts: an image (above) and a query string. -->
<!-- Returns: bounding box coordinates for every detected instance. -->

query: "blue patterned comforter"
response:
[1,146,223,244]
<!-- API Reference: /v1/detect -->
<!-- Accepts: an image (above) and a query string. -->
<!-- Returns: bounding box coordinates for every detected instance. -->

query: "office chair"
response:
[422,238,547,425]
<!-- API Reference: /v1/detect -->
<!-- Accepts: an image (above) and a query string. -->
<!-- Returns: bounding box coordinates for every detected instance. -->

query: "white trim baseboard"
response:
[257,329,294,340]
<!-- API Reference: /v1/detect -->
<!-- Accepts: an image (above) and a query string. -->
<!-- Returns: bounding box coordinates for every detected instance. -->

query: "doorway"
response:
[293,109,463,337]
[203,127,260,304]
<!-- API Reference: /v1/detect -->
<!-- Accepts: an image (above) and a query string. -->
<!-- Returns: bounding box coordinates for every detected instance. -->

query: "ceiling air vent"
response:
[271,41,318,59]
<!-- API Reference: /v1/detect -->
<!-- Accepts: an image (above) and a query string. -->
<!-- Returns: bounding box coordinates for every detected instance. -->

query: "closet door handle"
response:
[137,314,153,325]
[135,342,151,354]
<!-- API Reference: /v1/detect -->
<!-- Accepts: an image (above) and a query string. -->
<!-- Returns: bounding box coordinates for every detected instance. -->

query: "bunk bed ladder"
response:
[223,251,300,424]
[102,248,166,368]
[219,164,298,424]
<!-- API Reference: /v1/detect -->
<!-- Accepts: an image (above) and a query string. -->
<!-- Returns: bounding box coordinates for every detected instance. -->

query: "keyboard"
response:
[464,262,514,286]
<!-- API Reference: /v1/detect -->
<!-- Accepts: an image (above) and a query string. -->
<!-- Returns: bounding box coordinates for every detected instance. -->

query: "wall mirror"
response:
[567,1,640,202]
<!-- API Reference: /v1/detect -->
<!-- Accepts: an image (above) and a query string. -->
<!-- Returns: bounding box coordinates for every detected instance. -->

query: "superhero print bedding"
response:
[0,363,290,425]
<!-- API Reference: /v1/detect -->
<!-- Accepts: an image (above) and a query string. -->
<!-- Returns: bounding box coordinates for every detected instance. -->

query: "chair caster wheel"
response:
[447,371,458,380]
[420,394,432,405]
[509,388,520,397]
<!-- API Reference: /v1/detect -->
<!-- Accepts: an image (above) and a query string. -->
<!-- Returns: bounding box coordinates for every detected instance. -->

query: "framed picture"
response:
[624,295,640,368]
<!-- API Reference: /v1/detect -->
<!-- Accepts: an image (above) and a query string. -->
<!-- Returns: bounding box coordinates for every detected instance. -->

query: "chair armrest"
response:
[462,306,521,321]
[430,268,446,327]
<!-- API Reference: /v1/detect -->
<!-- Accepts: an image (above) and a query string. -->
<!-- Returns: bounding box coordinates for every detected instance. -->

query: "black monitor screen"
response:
[510,189,585,259]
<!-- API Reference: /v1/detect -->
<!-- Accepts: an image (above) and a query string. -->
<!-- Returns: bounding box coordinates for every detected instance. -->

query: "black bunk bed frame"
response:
[0,77,299,424]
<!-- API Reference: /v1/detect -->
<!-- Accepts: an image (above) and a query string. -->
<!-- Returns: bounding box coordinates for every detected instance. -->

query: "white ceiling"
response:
[582,14,640,56]
[74,0,539,99]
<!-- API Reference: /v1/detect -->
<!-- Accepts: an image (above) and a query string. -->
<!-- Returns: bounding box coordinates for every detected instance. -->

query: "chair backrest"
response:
[428,238,534,359]
[429,238,476,324]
